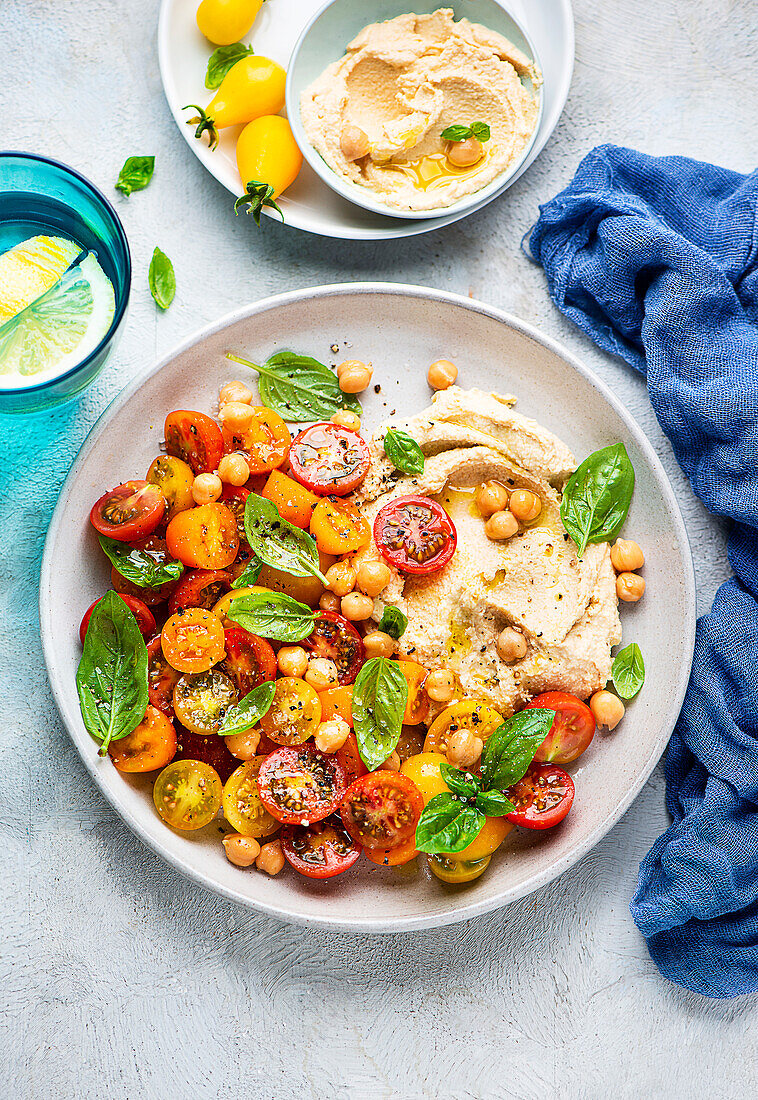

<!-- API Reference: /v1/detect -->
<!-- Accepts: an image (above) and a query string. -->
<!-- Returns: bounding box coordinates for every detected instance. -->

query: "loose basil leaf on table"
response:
[560,443,635,556]
[115,156,155,197]
[225,350,361,421]
[439,762,479,800]
[415,793,485,855]
[148,247,176,311]
[231,554,262,589]
[383,428,425,476]
[205,42,254,89]
[218,680,276,737]
[98,535,184,588]
[227,590,315,642]
[479,708,555,792]
[244,494,327,584]
[76,590,149,755]
[377,605,408,640]
[612,641,645,699]
[352,657,408,770]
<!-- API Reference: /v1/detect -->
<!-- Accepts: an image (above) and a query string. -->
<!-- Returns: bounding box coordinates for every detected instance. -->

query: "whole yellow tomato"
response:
[235,116,303,224]
[196,0,263,46]
[185,55,285,148]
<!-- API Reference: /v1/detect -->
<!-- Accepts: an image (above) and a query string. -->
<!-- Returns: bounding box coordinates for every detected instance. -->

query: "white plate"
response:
[157,0,574,239]
[40,284,696,932]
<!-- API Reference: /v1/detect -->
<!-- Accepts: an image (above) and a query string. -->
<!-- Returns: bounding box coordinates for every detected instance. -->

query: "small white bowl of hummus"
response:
[287,2,544,219]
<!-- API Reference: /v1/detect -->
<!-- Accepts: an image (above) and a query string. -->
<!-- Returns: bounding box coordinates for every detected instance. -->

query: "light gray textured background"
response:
[3,1,758,1097]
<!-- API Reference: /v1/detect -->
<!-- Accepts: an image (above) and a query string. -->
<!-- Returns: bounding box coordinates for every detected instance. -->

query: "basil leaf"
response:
[470,121,491,142]
[99,535,184,588]
[231,554,262,589]
[560,443,635,556]
[480,709,555,792]
[612,642,645,699]
[219,680,276,736]
[377,605,407,641]
[115,156,155,197]
[76,590,149,755]
[415,793,485,855]
[475,788,515,817]
[205,42,254,89]
[439,762,480,799]
[227,590,315,642]
[244,495,327,584]
[226,351,361,421]
[384,429,424,476]
[441,124,472,142]
[148,247,176,310]
[352,657,408,770]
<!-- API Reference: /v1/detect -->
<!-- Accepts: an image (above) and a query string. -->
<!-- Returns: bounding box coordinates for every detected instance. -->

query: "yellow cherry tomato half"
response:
[454,816,513,862]
[259,677,322,746]
[310,497,371,556]
[400,752,449,803]
[211,584,268,624]
[153,759,222,831]
[222,757,280,838]
[236,115,303,222]
[428,854,491,884]
[173,668,238,735]
[423,700,504,755]
[161,608,226,673]
[146,454,194,521]
[197,0,263,46]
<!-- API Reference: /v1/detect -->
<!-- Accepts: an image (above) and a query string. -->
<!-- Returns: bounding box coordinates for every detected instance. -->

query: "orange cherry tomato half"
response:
[259,677,322,745]
[261,469,318,528]
[168,568,231,615]
[257,745,347,825]
[164,410,224,474]
[397,660,430,725]
[280,815,361,878]
[222,626,277,695]
[318,684,354,727]
[303,611,365,685]
[363,834,418,867]
[340,771,424,851]
[222,406,290,475]
[110,536,179,607]
[146,635,181,714]
[90,480,165,542]
[526,691,596,764]
[146,454,195,521]
[79,594,155,646]
[161,608,226,673]
[310,496,371,555]
[108,705,177,773]
[289,422,371,496]
[505,763,575,830]
[166,502,239,569]
[374,494,457,575]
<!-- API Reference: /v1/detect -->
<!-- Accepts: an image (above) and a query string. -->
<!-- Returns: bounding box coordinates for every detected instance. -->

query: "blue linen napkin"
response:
[528,145,758,999]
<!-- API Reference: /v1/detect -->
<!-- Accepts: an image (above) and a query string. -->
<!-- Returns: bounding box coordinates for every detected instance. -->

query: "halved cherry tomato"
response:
[281,815,361,878]
[164,410,224,475]
[146,455,195,521]
[222,626,277,695]
[172,669,238,734]
[397,660,430,725]
[289,422,371,496]
[340,771,424,851]
[175,724,238,782]
[79,594,155,646]
[506,764,575,830]
[303,611,364,685]
[336,731,367,787]
[395,725,426,761]
[424,700,503,755]
[222,757,280,838]
[110,536,180,607]
[146,636,181,714]
[108,706,177,773]
[319,684,353,726]
[222,406,290,475]
[168,568,231,615]
[400,752,448,803]
[161,608,226,673]
[374,495,457,575]
[364,835,418,867]
[310,496,371,555]
[220,484,249,545]
[90,480,165,542]
[166,502,239,569]
[259,677,321,745]
[526,691,596,764]
[428,854,491,883]
[261,469,318,528]
[257,745,346,825]
[454,816,513,861]
[153,759,222,830]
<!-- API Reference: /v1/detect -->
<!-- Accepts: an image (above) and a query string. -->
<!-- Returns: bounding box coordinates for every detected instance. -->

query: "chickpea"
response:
[447,729,483,769]
[427,358,458,390]
[325,560,357,597]
[219,380,253,406]
[610,539,645,573]
[590,690,625,731]
[277,645,309,678]
[497,626,527,664]
[425,668,456,703]
[217,452,250,486]
[341,591,374,621]
[447,137,484,167]
[305,656,339,691]
[192,472,223,505]
[339,361,373,394]
[475,480,509,517]
[509,489,541,523]
[616,572,646,602]
[256,839,285,876]
[314,717,350,754]
[340,123,370,162]
[381,751,401,772]
[331,409,361,431]
[218,400,255,433]
[319,591,341,613]
[484,510,519,541]
[225,728,261,761]
[223,833,261,868]
[356,560,391,597]
[363,630,395,659]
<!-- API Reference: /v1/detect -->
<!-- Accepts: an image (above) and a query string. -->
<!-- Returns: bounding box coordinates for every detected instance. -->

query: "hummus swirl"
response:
[301,9,542,212]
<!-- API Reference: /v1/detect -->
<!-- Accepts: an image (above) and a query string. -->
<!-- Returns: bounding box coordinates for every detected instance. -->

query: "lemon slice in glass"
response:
[0,235,82,325]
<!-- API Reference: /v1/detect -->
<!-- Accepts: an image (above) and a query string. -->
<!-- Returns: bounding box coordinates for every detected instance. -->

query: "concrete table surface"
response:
[3,1,757,1097]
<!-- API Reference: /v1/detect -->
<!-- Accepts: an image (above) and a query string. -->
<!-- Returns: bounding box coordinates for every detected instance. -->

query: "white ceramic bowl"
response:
[286,0,544,220]
[40,284,696,932]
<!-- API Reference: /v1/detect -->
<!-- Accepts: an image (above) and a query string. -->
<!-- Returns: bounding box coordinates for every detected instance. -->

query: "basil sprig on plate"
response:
[148,247,176,311]
[560,443,635,556]
[352,658,409,770]
[227,590,316,642]
[99,535,184,588]
[244,494,327,584]
[612,642,645,699]
[115,156,155,197]
[415,708,555,855]
[76,591,149,755]
[218,680,276,737]
[226,350,361,422]
[377,605,408,640]
[383,428,424,476]
[441,121,491,143]
[205,42,254,89]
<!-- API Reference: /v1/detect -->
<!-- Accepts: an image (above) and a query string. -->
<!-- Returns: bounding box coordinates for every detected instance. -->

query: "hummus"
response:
[301,9,542,212]
[350,387,622,716]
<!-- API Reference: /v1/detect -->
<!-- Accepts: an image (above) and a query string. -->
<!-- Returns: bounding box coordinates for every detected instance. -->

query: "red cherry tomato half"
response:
[175,724,238,783]
[222,627,277,696]
[336,731,368,787]
[303,611,365,685]
[289,422,371,496]
[526,691,596,764]
[280,815,361,879]
[257,745,347,825]
[505,764,575,830]
[220,484,250,545]
[146,636,182,714]
[340,771,424,851]
[79,594,156,646]
[167,569,231,615]
[373,495,457,575]
[90,480,165,542]
[164,410,224,475]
